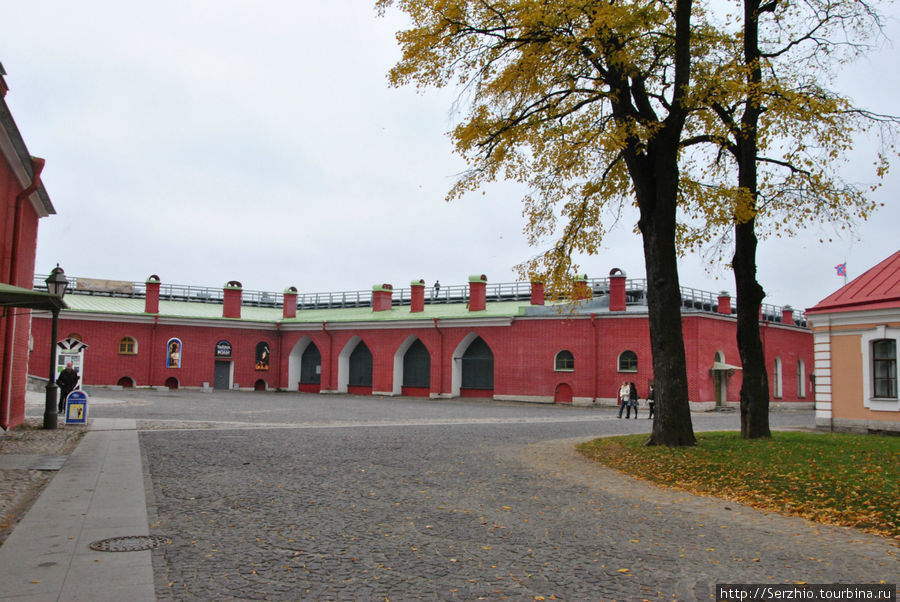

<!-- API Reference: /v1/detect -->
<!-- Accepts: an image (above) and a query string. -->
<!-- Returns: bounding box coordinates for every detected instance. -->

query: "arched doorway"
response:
[254,379,267,391]
[401,338,430,396]
[347,341,373,395]
[554,382,573,403]
[460,336,493,398]
[299,342,322,393]
[117,376,135,389]
[165,377,179,390]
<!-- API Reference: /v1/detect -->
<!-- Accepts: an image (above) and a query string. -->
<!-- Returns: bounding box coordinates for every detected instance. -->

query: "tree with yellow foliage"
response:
[377,0,698,445]
[681,0,897,438]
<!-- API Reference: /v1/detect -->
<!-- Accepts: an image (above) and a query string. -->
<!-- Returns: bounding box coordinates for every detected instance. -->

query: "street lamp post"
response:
[43,265,68,429]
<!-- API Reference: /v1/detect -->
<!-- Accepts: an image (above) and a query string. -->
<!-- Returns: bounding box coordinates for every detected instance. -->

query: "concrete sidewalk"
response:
[0,419,155,601]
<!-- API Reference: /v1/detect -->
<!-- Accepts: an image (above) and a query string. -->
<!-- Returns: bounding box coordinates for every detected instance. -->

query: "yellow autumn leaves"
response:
[577,431,900,540]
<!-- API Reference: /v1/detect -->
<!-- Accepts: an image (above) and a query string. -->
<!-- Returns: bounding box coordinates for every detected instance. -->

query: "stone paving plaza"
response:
[58,391,900,600]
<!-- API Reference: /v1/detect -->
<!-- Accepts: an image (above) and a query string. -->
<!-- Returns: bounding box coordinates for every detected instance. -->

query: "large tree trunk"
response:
[641,172,696,447]
[622,0,696,447]
[630,132,696,447]
[733,218,771,438]
[733,0,771,439]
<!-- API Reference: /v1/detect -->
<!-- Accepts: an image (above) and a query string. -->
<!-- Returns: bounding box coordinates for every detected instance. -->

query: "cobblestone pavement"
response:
[78,390,891,602]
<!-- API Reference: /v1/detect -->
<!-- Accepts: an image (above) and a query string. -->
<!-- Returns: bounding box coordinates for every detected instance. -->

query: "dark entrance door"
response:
[461,336,493,395]
[348,341,373,394]
[214,360,231,390]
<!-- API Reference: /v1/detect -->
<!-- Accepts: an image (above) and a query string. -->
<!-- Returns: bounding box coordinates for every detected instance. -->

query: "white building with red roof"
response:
[807,250,900,433]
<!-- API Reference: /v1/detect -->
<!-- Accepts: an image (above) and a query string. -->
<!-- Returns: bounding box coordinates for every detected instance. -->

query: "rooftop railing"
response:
[33,273,806,327]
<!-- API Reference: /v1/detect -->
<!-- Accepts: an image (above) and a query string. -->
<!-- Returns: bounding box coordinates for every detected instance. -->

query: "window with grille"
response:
[118,337,136,355]
[618,350,637,372]
[873,339,897,399]
[554,350,574,372]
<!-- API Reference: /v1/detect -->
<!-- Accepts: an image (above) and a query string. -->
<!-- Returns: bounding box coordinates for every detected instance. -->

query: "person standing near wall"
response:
[56,362,79,413]
[617,380,630,418]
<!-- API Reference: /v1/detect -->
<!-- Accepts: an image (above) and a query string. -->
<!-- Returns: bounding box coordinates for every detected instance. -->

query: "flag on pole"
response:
[835,262,847,277]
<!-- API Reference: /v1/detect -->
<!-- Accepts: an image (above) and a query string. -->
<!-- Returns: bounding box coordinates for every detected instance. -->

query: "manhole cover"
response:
[89,535,170,552]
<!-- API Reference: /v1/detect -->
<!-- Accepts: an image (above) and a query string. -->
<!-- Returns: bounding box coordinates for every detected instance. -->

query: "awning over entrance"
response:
[0,282,67,310]
[711,361,742,371]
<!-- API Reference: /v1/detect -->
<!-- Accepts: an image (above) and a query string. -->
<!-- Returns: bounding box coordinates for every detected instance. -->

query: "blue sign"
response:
[65,390,89,424]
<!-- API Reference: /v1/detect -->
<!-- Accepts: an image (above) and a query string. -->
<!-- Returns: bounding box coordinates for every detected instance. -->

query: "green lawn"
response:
[576,431,900,540]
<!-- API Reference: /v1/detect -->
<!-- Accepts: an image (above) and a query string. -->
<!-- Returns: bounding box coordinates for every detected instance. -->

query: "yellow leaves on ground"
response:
[576,431,900,540]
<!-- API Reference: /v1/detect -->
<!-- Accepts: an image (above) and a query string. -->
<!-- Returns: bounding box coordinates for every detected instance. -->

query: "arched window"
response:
[618,350,638,372]
[118,336,137,355]
[554,350,574,371]
[797,359,806,398]
[773,357,783,398]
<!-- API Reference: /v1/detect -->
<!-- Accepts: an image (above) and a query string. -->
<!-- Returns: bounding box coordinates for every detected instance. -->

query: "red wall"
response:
[30,317,279,390]
[30,309,813,406]
[1,151,42,429]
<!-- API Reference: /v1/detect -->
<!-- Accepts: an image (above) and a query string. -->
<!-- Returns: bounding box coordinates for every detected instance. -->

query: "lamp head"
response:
[45,264,68,298]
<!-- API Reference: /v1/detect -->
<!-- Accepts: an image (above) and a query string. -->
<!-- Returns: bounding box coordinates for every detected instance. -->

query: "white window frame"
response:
[861,325,900,412]
[797,358,806,398]
[773,356,783,399]
[618,350,638,373]
[554,350,574,372]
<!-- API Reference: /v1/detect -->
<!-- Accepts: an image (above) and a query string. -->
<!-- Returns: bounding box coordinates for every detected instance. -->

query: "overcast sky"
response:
[2,2,898,311]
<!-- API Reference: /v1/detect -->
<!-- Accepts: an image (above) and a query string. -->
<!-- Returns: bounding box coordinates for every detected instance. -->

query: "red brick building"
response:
[1,64,58,430]
[29,271,814,409]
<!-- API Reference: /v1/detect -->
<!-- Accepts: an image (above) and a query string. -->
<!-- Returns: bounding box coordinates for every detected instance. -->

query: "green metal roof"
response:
[59,295,533,323]
[0,282,66,310]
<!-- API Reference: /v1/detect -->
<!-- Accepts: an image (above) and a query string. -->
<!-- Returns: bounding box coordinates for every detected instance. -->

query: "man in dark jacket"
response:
[56,362,79,413]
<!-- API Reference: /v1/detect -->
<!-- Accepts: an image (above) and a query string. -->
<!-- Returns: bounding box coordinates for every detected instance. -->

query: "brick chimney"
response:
[283,286,298,319]
[410,279,425,312]
[469,274,487,311]
[717,291,732,315]
[609,268,626,312]
[144,275,161,314]
[574,274,590,300]
[223,281,242,319]
[372,284,393,312]
[782,305,794,325]
[530,281,545,306]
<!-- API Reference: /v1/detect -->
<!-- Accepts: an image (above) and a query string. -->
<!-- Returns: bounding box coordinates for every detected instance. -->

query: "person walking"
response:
[56,362,79,413]
[628,381,639,419]
[647,384,656,419]
[617,380,630,418]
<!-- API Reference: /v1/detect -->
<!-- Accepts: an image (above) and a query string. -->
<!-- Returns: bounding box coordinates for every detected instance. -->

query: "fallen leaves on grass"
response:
[576,431,899,540]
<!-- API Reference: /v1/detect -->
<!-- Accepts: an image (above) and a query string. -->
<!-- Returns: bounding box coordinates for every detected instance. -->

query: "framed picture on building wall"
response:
[255,342,269,371]
[167,338,182,368]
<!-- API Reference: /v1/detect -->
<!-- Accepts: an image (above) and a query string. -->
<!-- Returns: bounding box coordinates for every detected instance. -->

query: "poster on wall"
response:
[255,341,270,371]
[166,338,182,368]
